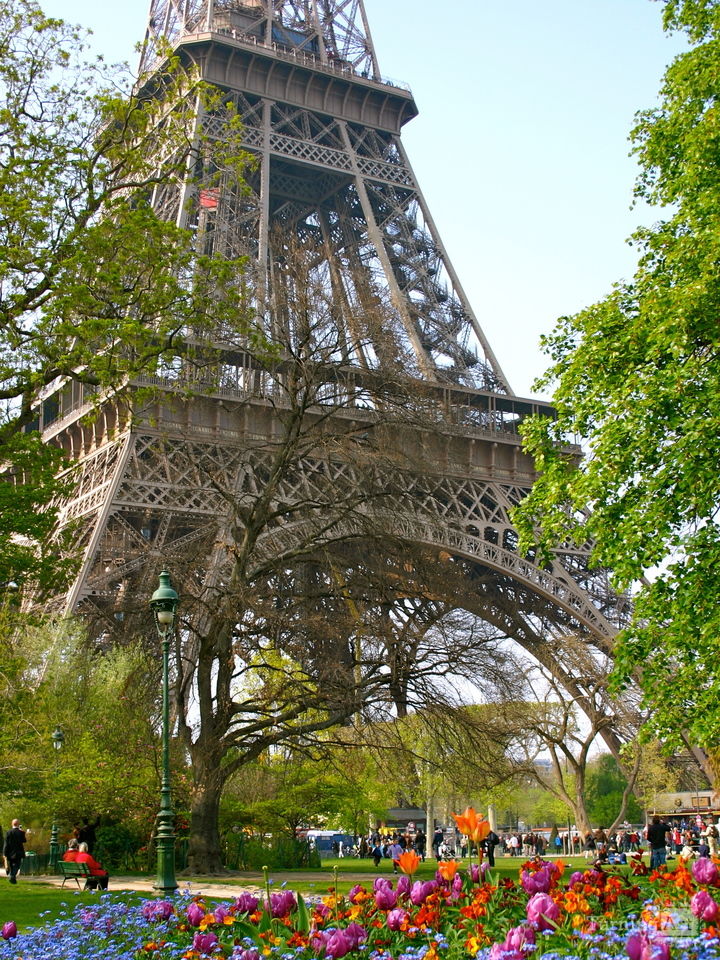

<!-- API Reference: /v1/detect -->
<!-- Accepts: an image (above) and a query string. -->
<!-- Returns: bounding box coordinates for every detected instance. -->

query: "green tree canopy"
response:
[0,609,170,839]
[514,0,720,754]
[584,754,643,828]
[0,0,254,593]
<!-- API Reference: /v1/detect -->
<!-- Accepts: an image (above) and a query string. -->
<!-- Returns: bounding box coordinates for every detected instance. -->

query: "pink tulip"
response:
[187,902,205,926]
[410,880,436,905]
[343,923,367,949]
[348,884,366,903]
[214,904,230,923]
[396,874,411,896]
[521,865,552,894]
[325,930,352,959]
[693,858,719,885]
[692,889,720,922]
[269,890,296,918]
[489,924,535,960]
[234,892,259,914]
[526,892,560,931]
[626,931,670,960]
[374,884,398,910]
[192,931,219,954]
[1,922,17,941]
[386,908,407,931]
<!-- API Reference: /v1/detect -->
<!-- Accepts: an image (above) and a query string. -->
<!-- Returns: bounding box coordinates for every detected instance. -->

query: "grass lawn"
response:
[1,882,146,932]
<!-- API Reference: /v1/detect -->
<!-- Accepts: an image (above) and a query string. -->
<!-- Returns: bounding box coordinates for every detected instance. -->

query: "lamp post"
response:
[150,570,179,895]
[49,726,65,869]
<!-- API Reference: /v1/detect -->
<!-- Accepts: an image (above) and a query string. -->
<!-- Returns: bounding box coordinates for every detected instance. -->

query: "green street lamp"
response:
[49,726,65,869]
[150,570,179,895]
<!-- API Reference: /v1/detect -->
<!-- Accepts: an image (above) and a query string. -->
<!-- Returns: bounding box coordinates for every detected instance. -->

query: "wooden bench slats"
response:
[57,860,92,888]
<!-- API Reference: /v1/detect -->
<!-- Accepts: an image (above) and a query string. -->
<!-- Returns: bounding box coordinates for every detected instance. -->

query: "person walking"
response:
[4,819,26,884]
[484,829,499,867]
[647,816,670,870]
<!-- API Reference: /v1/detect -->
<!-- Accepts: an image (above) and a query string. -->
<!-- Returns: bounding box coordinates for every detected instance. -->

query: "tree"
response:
[513,0,720,760]
[0,609,170,838]
[500,648,643,833]
[0,0,254,593]
[221,749,376,839]
[584,754,643,828]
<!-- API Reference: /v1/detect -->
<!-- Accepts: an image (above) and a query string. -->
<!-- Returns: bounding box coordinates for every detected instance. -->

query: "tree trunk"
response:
[186,766,226,874]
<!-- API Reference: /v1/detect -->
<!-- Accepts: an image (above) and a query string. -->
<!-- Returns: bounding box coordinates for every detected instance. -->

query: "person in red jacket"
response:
[62,839,79,862]
[76,842,109,889]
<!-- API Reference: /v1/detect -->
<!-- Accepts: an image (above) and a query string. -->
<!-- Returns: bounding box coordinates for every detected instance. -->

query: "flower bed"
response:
[3,857,720,960]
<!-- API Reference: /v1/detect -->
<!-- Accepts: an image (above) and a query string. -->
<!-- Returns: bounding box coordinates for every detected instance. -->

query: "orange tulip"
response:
[437,859,461,881]
[452,806,491,845]
[396,849,421,876]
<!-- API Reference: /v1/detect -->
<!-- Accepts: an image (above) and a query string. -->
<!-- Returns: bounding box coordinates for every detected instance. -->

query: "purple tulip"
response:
[315,902,331,919]
[489,924,535,960]
[526,892,560,931]
[374,884,398,910]
[143,900,174,921]
[521,865,552,894]
[214,904,230,924]
[348,884,366,903]
[396,874,411,897]
[343,923,367,949]
[193,931,219,955]
[373,877,392,892]
[693,858,719,885]
[325,929,352,959]
[187,902,206,926]
[1,922,17,941]
[568,871,585,887]
[269,890,296,918]
[234,892,259,914]
[236,949,260,960]
[451,872,463,899]
[386,908,408,931]
[626,931,670,960]
[410,880,435,905]
[692,890,720,922]
[469,863,480,883]
[311,931,330,955]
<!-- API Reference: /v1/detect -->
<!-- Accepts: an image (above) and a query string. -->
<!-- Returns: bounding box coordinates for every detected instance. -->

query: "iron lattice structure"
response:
[39,0,634,746]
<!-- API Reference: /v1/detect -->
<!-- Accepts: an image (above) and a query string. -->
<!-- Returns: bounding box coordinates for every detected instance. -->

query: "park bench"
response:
[57,860,92,889]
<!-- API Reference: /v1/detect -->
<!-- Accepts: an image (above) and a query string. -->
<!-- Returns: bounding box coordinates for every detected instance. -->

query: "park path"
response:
[30,870,368,899]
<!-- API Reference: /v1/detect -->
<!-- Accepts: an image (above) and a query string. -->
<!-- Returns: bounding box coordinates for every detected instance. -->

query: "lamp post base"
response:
[154,815,178,895]
[49,821,60,871]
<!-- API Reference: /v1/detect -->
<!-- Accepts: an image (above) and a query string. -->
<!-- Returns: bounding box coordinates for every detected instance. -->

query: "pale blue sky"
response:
[43,0,684,397]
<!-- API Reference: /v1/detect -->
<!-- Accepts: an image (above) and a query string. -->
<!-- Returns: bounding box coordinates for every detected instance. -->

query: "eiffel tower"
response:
[42,0,630,750]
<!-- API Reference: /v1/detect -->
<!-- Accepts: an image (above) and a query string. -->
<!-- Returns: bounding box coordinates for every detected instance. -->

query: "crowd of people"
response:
[329,826,501,866]
[320,815,720,870]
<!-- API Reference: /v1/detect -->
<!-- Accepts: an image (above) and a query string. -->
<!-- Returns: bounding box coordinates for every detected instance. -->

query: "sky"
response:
[42,0,685,398]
